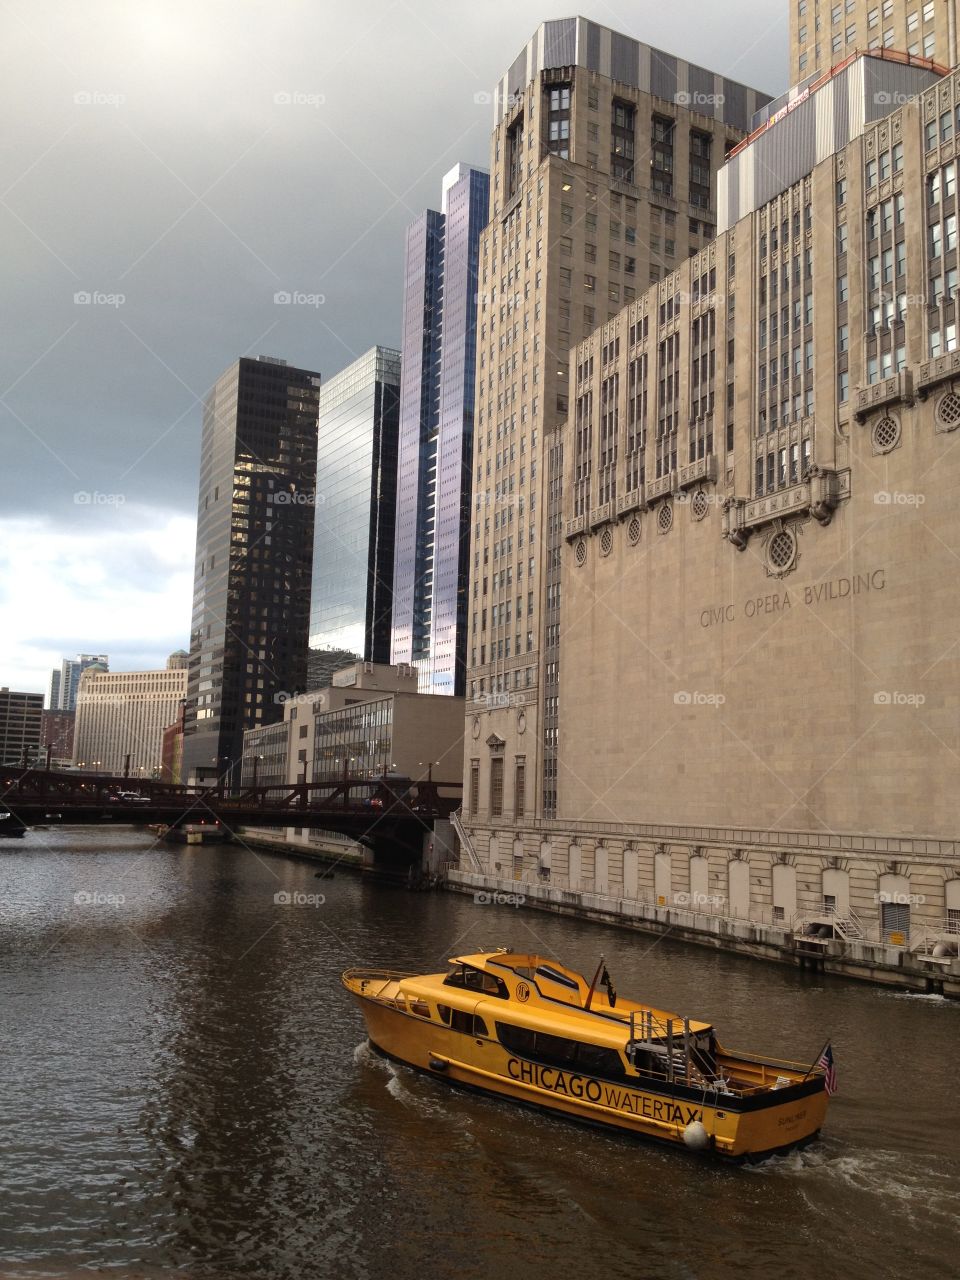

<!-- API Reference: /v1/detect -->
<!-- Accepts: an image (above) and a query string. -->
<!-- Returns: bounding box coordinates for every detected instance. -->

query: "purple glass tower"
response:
[391,163,489,695]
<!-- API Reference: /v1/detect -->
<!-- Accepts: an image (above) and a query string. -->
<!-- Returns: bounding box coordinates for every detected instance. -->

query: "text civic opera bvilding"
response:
[699,569,886,629]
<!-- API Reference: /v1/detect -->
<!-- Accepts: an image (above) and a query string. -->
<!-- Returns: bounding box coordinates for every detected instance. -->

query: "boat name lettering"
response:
[506,1058,702,1123]
[601,1085,703,1125]
[507,1057,604,1101]
[777,1107,807,1127]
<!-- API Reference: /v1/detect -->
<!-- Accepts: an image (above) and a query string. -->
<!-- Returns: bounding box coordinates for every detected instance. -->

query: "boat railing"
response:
[343,967,411,996]
[626,1010,722,1090]
[626,1050,767,1097]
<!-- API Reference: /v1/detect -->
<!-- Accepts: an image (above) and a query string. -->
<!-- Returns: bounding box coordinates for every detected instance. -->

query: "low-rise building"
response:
[160,701,186,783]
[239,661,464,858]
[39,709,75,766]
[0,689,43,767]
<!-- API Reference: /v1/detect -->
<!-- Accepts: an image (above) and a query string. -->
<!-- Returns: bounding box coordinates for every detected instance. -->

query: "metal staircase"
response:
[792,904,867,942]
[449,808,484,874]
[831,908,865,941]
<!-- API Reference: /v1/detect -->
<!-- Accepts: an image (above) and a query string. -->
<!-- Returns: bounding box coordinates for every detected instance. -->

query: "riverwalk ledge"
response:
[444,870,960,998]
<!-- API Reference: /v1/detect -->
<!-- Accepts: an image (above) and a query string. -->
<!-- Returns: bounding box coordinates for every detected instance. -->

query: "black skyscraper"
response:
[182,355,321,783]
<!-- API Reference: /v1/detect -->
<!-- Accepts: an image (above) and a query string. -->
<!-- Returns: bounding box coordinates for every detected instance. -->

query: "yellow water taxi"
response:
[343,950,833,1161]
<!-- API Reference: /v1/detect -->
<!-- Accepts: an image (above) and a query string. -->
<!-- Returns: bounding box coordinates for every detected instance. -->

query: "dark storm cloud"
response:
[0,0,786,688]
[2,0,785,518]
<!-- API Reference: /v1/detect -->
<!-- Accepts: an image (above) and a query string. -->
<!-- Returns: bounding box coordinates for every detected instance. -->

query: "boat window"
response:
[443,964,508,998]
[437,1004,452,1025]
[535,964,581,993]
[496,1022,626,1081]
[448,1009,488,1037]
[408,999,431,1019]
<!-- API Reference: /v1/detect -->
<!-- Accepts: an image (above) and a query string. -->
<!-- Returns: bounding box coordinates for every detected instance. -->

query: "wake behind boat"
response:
[343,949,833,1161]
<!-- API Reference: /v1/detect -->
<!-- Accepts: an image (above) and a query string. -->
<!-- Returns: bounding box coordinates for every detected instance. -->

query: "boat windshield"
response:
[443,964,508,998]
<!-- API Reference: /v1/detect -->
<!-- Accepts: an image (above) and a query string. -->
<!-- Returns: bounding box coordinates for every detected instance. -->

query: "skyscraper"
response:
[790,0,956,84]
[455,15,960,966]
[46,654,109,712]
[310,346,401,663]
[462,17,769,828]
[391,164,490,696]
[182,355,321,784]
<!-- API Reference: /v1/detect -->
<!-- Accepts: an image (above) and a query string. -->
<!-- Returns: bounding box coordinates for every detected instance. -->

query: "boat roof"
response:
[425,951,713,1040]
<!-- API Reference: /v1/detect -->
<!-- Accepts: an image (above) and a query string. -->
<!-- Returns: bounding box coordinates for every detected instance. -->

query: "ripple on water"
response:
[2,831,960,1280]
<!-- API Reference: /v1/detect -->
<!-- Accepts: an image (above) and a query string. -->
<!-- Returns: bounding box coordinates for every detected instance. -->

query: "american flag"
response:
[818,1042,838,1096]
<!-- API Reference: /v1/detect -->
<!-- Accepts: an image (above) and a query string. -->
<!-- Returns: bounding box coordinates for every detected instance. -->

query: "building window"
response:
[689,131,712,210]
[490,756,504,817]
[470,760,479,814]
[507,114,525,197]
[545,84,571,160]
[651,115,674,196]
[514,759,525,819]
[611,99,636,182]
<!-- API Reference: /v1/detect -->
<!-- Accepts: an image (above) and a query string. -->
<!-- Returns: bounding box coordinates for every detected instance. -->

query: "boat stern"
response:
[717,1080,829,1160]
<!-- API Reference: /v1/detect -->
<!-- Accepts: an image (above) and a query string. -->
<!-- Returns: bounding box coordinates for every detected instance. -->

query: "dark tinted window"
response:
[443,965,508,998]
[444,1007,488,1037]
[496,1022,626,1080]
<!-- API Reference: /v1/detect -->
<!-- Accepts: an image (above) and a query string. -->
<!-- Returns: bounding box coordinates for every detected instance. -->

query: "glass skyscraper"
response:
[391,163,489,696]
[310,346,401,663]
[46,654,109,712]
[182,355,321,784]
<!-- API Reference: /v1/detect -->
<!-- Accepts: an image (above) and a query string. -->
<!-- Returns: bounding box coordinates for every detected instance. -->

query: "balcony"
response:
[645,471,677,504]
[915,349,960,400]
[723,467,849,547]
[564,514,586,541]
[589,501,613,529]
[853,369,914,422]
[617,487,644,516]
[678,454,718,490]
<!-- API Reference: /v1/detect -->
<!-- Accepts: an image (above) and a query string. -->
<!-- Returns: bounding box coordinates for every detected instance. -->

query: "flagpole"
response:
[584,954,605,1010]
[801,1038,831,1081]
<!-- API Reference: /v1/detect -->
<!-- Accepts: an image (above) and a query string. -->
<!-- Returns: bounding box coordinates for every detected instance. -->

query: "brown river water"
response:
[0,828,957,1280]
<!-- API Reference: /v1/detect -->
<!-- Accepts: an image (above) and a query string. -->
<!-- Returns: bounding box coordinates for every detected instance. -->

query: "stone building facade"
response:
[73,656,188,777]
[463,17,770,845]
[789,0,956,84]
[457,46,960,987]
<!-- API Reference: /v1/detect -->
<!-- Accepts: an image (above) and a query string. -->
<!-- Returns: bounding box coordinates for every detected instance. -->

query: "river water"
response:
[0,828,957,1280]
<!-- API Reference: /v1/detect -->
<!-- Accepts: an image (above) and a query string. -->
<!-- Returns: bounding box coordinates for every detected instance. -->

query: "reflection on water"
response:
[0,828,957,1280]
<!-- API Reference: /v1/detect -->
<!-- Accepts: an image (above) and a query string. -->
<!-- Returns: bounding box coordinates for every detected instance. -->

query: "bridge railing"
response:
[2,767,462,822]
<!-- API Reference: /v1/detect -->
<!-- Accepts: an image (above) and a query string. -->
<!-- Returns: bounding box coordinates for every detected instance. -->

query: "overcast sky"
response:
[0,0,787,694]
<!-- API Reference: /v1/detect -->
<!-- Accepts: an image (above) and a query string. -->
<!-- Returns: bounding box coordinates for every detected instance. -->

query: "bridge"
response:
[0,767,462,878]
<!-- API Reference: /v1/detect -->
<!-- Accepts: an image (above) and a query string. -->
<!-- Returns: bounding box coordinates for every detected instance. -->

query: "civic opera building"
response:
[455,20,960,985]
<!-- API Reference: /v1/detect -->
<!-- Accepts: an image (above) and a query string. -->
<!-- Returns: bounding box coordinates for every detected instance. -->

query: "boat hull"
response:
[349,992,827,1161]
